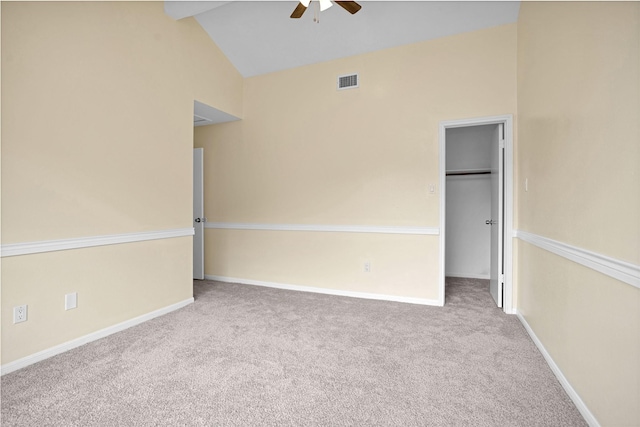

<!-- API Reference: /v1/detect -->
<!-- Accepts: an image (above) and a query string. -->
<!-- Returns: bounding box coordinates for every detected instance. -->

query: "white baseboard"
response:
[1,297,194,376]
[205,275,442,307]
[445,273,490,280]
[516,310,599,427]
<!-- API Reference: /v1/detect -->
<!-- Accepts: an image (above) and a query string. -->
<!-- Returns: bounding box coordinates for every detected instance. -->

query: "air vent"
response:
[337,73,359,90]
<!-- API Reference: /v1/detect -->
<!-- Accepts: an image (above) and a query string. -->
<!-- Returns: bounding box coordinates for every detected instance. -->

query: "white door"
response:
[489,124,504,307]
[193,148,204,280]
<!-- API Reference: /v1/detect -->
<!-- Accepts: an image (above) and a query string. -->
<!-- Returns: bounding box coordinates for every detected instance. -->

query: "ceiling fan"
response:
[290,0,362,19]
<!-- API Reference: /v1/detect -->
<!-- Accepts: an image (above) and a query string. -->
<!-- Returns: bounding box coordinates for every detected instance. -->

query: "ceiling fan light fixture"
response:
[290,0,360,19]
[319,0,333,12]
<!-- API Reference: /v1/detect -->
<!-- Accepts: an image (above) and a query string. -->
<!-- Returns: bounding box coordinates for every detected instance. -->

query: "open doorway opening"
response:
[192,100,242,281]
[438,116,514,313]
[445,125,495,279]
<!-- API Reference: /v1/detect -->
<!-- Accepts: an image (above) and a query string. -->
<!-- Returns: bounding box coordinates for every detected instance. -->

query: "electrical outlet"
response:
[13,305,28,324]
[364,261,371,273]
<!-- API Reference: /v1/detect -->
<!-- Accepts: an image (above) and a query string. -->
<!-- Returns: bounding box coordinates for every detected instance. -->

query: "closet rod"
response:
[446,170,491,176]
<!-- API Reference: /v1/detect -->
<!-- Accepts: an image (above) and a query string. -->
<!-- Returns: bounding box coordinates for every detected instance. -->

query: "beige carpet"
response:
[1,277,586,426]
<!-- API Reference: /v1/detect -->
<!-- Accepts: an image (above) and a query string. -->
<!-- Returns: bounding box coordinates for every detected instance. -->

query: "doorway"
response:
[438,115,514,313]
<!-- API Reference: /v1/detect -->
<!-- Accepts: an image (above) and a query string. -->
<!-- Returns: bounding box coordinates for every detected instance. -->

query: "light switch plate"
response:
[65,292,77,310]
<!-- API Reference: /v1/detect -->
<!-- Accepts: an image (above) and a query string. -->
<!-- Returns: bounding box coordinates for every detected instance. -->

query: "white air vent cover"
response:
[337,73,359,90]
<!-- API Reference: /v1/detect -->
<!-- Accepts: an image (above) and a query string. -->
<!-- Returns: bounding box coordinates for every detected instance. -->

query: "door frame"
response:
[438,115,514,313]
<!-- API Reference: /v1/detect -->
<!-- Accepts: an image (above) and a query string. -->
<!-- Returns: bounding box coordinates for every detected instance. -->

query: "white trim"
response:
[438,115,514,313]
[438,123,447,307]
[1,297,194,376]
[1,228,195,258]
[515,230,640,289]
[445,273,490,280]
[205,275,442,306]
[205,222,439,236]
[516,310,600,427]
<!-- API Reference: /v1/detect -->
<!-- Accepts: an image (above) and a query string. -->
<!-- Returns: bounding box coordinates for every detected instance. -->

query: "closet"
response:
[445,124,498,280]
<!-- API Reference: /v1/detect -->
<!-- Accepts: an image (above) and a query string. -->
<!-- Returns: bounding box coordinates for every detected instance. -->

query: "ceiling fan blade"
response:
[335,1,362,14]
[290,2,307,18]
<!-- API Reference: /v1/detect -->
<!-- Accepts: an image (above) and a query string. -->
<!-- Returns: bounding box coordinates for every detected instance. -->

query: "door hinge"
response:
[499,139,505,149]
[499,274,505,284]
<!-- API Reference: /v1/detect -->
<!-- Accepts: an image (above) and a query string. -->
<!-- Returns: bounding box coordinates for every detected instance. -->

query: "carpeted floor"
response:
[1,278,586,426]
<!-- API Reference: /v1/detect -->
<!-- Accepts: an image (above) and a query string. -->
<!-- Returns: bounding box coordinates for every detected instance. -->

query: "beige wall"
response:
[195,23,517,300]
[517,2,639,425]
[175,12,243,118]
[1,239,192,363]
[206,230,439,300]
[518,2,639,263]
[3,2,638,423]
[1,2,242,364]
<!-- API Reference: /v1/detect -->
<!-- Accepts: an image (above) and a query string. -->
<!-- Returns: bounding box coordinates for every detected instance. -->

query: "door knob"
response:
[486,220,496,225]
[195,218,201,223]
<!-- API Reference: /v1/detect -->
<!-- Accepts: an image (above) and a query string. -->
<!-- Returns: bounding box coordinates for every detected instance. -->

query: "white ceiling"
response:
[166,1,520,78]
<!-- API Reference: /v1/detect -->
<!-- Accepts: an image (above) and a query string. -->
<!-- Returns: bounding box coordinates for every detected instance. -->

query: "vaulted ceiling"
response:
[165,1,520,78]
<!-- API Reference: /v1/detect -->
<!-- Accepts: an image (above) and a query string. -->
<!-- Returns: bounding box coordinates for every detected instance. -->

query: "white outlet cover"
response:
[65,292,78,310]
[13,305,28,324]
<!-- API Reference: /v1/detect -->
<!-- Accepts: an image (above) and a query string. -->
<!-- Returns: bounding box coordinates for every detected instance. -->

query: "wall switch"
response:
[428,184,436,194]
[13,305,28,324]
[525,178,529,192]
[364,261,371,273]
[65,292,77,310]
